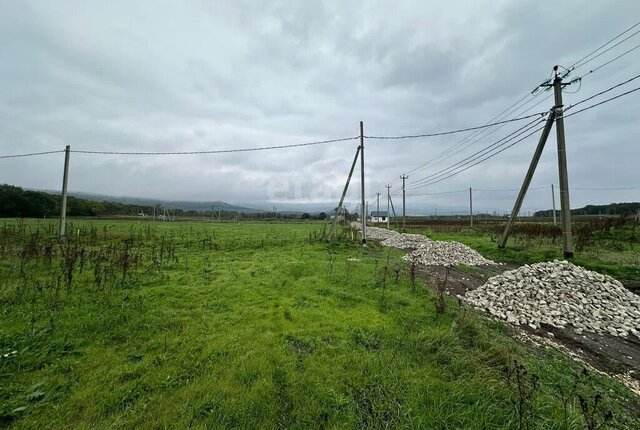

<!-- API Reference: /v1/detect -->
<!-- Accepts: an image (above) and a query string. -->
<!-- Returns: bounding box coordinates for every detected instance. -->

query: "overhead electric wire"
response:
[404,115,547,190]
[404,82,640,191]
[384,83,551,188]
[363,111,545,140]
[562,20,640,76]
[570,27,640,72]
[394,22,640,194]
[572,186,640,191]
[71,135,360,155]
[563,84,640,118]
[405,93,553,179]
[564,72,640,111]
[0,149,66,159]
[406,125,547,188]
[576,42,640,80]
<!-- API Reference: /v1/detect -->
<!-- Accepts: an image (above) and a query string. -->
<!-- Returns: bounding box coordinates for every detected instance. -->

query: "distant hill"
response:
[535,202,640,217]
[68,191,259,213]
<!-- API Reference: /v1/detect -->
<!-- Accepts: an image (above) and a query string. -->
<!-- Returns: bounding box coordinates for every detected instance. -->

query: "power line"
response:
[564,84,640,118]
[0,149,66,159]
[572,186,640,191]
[576,42,640,80]
[564,20,640,74]
[71,136,359,155]
[404,116,547,190]
[363,112,545,140]
[392,23,640,193]
[570,27,640,72]
[403,94,553,181]
[565,72,640,111]
[404,83,640,191]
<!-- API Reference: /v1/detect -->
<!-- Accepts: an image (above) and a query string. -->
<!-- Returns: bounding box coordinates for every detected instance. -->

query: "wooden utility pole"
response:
[499,110,556,248]
[469,187,473,227]
[360,121,366,244]
[552,70,574,258]
[385,184,391,228]
[401,174,408,228]
[376,192,380,214]
[327,145,361,241]
[58,145,71,238]
[551,184,557,226]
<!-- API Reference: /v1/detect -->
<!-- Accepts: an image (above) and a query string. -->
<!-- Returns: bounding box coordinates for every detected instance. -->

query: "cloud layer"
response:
[1,0,639,213]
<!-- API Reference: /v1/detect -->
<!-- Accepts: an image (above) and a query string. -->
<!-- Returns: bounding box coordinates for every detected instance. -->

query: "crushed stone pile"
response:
[363,225,495,266]
[463,260,640,338]
[403,242,495,266]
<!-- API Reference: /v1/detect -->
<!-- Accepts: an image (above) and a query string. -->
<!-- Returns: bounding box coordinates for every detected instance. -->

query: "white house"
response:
[370,211,388,223]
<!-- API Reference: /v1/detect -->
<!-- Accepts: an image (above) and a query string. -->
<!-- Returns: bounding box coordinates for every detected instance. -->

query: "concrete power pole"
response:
[360,121,366,244]
[469,187,473,227]
[327,145,361,241]
[58,145,71,238]
[552,69,574,258]
[499,110,556,248]
[401,174,408,228]
[551,184,557,226]
[385,184,391,228]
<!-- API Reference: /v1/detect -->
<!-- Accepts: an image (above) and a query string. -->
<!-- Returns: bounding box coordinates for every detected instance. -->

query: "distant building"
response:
[370,211,388,223]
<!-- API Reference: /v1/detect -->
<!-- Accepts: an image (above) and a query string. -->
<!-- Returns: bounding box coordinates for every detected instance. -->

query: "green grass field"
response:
[1,219,638,429]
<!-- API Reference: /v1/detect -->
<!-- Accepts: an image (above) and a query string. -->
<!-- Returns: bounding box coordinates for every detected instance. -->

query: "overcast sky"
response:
[1,0,639,214]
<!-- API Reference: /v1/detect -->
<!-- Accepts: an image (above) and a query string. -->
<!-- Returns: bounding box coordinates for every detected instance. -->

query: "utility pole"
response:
[58,145,71,238]
[499,109,556,248]
[376,192,380,214]
[327,145,361,240]
[360,121,366,244]
[551,184,557,226]
[552,68,574,258]
[385,184,391,229]
[401,174,408,228]
[469,187,473,227]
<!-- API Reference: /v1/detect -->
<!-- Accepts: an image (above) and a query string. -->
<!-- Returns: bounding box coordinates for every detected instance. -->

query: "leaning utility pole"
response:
[59,145,71,238]
[385,184,391,228]
[327,144,361,241]
[469,187,473,227]
[499,109,556,248]
[401,174,408,228]
[360,121,366,244]
[552,71,574,258]
[551,184,557,226]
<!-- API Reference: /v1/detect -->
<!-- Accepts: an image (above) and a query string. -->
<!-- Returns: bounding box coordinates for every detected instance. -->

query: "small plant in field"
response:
[579,392,613,430]
[554,367,588,429]
[393,265,401,284]
[327,250,335,276]
[435,267,449,315]
[409,258,416,292]
[58,239,82,293]
[504,359,540,430]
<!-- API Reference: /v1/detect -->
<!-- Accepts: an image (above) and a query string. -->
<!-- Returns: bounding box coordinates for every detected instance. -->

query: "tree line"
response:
[0,184,336,220]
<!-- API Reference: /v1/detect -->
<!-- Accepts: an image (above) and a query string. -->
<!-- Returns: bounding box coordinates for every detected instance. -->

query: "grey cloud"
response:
[1,0,639,212]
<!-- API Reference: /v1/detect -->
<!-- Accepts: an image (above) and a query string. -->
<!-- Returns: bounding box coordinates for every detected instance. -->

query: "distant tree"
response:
[318,212,327,220]
[301,212,311,220]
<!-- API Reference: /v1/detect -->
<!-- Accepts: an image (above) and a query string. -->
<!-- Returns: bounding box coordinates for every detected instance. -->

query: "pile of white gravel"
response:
[364,225,495,266]
[463,260,640,338]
